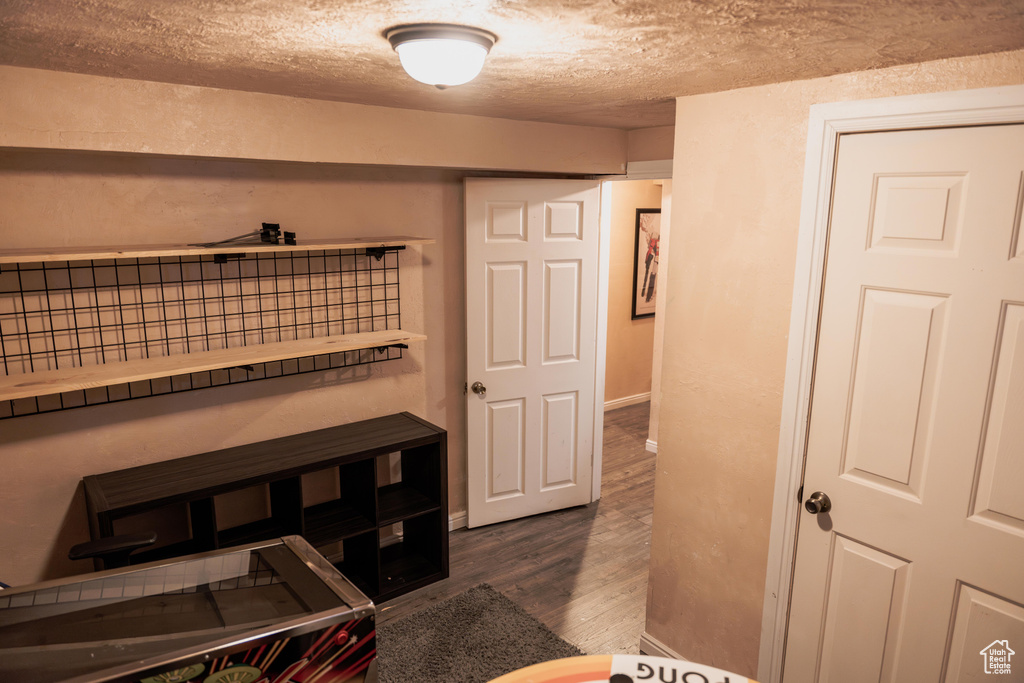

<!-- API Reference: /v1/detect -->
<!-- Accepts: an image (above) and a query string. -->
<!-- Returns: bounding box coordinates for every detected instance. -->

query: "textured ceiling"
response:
[1,1,1022,129]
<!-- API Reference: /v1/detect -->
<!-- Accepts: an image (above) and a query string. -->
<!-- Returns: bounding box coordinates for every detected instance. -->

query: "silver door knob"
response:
[471,381,486,395]
[805,491,832,514]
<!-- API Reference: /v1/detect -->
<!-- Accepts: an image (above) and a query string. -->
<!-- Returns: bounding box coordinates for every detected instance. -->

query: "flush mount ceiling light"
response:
[386,24,496,89]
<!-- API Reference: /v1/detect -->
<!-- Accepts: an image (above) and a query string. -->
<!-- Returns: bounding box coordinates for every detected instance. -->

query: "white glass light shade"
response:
[387,25,496,88]
[395,38,488,87]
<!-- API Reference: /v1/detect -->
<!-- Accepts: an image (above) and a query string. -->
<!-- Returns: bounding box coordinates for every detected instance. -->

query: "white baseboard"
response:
[604,392,651,411]
[646,439,658,454]
[449,511,468,531]
[639,631,688,660]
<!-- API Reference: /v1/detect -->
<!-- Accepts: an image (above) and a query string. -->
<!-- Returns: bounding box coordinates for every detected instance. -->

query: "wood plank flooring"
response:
[376,402,655,655]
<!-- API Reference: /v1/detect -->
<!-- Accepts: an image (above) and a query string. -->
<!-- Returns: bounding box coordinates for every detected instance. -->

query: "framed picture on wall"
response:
[631,208,661,319]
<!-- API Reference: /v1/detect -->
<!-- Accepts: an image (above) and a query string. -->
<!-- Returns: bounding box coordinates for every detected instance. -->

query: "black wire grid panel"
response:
[0,249,403,419]
[0,549,281,609]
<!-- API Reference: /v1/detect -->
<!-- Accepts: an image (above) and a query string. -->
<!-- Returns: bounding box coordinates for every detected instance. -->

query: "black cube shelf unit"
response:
[82,412,448,603]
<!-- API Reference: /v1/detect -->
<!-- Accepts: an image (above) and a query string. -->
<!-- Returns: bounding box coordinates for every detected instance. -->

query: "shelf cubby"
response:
[332,531,381,599]
[378,511,447,601]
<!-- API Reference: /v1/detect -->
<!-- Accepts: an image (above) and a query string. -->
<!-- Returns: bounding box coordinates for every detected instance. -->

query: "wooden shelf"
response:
[0,329,425,402]
[130,539,203,565]
[218,519,291,548]
[0,236,434,265]
[304,500,376,546]
[378,483,440,526]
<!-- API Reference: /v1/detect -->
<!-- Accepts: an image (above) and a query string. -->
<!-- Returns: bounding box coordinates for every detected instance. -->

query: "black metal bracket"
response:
[213,252,247,264]
[259,223,297,246]
[260,223,281,243]
[365,245,406,261]
[376,343,408,354]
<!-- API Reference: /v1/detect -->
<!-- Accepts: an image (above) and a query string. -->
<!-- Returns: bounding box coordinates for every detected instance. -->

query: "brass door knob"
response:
[471,381,486,395]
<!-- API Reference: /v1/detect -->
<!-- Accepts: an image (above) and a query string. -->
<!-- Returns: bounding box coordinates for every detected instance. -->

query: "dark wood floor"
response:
[376,401,655,655]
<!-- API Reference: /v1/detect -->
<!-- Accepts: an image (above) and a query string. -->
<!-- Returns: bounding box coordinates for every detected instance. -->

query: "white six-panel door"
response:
[465,179,601,527]
[783,125,1024,681]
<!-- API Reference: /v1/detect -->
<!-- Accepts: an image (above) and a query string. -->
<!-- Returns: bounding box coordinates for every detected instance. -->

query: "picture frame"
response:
[631,208,661,319]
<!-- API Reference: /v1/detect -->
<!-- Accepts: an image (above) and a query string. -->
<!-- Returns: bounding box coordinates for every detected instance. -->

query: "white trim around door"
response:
[593,181,614,502]
[756,84,1024,683]
[624,159,674,180]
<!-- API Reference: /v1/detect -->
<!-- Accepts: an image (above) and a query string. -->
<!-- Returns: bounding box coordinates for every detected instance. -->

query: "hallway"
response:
[377,401,656,654]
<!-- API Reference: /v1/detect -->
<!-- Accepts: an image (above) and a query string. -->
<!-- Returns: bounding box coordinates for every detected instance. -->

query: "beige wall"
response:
[645,49,1024,676]
[627,126,675,162]
[0,68,630,586]
[604,179,662,404]
[0,66,627,174]
[0,150,468,585]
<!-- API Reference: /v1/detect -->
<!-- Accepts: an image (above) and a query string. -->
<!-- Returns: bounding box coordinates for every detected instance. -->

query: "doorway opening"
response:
[599,178,670,466]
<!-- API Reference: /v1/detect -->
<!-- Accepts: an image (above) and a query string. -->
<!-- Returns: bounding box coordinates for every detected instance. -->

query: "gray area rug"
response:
[377,584,584,683]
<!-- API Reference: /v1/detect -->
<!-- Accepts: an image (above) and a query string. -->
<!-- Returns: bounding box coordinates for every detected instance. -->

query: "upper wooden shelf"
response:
[0,329,426,402]
[0,236,434,265]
